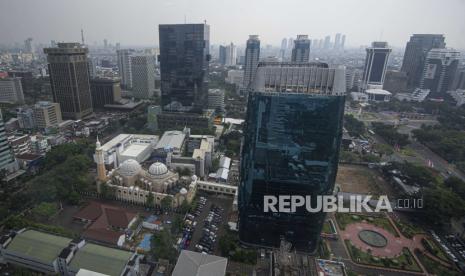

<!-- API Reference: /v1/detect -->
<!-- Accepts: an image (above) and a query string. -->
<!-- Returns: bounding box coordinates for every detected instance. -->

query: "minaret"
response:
[95,136,107,183]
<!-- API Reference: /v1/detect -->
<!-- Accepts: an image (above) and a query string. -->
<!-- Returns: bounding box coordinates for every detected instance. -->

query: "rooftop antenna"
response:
[81,29,85,45]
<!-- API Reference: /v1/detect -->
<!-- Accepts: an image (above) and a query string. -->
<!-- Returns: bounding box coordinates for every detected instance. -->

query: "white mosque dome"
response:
[180,188,188,195]
[119,159,141,176]
[148,162,168,176]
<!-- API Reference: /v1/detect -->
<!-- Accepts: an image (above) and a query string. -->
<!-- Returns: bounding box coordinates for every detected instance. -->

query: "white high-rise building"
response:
[242,35,260,92]
[208,89,225,112]
[130,55,156,99]
[0,78,24,104]
[117,49,134,89]
[225,43,237,66]
[362,42,392,90]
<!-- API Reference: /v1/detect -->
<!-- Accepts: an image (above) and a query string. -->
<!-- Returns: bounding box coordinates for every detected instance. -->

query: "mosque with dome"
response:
[94,137,196,207]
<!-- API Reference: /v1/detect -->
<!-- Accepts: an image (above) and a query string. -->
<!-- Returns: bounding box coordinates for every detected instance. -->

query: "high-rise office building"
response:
[291,35,311,63]
[24,38,34,53]
[225,43,237,66]
[0,109,18,174]
[33,101,62,129]
[44,43,93,120]
[239,62,346,253]
[90,78,122,108]
[0,78,24,104]
[420,48,460,96]
[361,42,392,90]
[242,35,260,91]
[130,55,156,99]
[340,35,346,50]
[323,36,331,49]
[117,49,134,89]
[159,23,210,113]
[401,34,446,88]
[334,33,341,49]
[219,45,227,65]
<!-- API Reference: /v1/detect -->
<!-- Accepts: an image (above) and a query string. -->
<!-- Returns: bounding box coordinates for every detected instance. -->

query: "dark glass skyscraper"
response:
[242,35,260,91]
[401,34,446,88]
[158,24,210,113]
[239,62,346,253]
[291,35,310,62]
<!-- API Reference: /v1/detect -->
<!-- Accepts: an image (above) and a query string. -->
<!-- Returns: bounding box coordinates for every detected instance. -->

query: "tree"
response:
[419,186,465,226]
[160,196,173,210]
[32,202,57,219]
[374,143,394,159]
[444,177,465,200]
[344,114,366,137]
[151,229,177,262]
[146,192,154,207]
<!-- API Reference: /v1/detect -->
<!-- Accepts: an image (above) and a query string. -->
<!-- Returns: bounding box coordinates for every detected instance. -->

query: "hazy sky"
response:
[1,0,464,49]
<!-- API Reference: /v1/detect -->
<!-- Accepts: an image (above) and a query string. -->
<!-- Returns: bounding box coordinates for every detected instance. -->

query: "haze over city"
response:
[1,0,465,48]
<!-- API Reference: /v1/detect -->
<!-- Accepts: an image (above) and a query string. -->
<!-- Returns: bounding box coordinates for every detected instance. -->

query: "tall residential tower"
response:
[242,35,260,91]
[291,35,311,63]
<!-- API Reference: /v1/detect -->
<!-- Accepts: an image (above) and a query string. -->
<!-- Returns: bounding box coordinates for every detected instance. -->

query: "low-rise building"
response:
[8,134,31,156]
[208,89,225,113]
[90,78,122,109]
[33,101,62,129]
[448,89,465,106]
[172,250,227,276]
[0,229,140,276]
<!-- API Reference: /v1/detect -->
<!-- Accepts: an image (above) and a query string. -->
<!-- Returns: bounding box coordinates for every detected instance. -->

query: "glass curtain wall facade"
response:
[239,90,345,252]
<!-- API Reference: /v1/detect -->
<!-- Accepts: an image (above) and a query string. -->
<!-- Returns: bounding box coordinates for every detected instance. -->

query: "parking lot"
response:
[177,194,233,255]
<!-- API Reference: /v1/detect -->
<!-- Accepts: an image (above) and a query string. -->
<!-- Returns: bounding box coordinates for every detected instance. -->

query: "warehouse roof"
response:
[172,250,227,276]
[69,243,133,276]
[6,230,71,264]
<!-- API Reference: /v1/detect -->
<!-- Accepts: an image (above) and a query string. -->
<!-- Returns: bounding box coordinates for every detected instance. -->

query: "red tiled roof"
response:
[73,201,103,221]
[74,201,137,245]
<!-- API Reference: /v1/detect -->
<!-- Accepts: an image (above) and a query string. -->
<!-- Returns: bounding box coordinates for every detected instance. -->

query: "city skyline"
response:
[1,0,464,49]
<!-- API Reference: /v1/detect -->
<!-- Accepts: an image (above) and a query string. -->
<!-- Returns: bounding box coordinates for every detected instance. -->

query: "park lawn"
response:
[345,240,421,272]
[322,221,333,234]
[392,218,424,239]
[335,213,399,237]
[424,237,451,263]
[416,250,460,276]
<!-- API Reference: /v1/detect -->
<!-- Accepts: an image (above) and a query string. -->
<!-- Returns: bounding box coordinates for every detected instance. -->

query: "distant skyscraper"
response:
[130,55,156,99]
[219,45,227,65]
[324,36,331,49]
[401,34,446,88]
[420,48,460,96]
[361,42,392,90]
[318,39,324,49]
[334,33,341,49]
[225,43,237,66]
[239,62,346,253]
[103,39,108,49]
[24,38,34,53]
[117,49,134,89]
[287,37,293,51]
[242,35,260,91]
[340,35,346,49]
[159,23,210,113]
[44,43,93,119]
[312,39,319,49]
[291,35,311,62]
[280,38,287,60]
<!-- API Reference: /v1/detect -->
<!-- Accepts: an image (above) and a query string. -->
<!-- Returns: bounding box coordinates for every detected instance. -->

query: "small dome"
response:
[180,188,188,195]
[148,162,168,176]
[119,159,141,176]
[191,175,198,182]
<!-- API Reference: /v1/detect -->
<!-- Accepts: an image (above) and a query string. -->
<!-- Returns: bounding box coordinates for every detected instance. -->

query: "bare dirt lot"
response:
[336,164,396,197]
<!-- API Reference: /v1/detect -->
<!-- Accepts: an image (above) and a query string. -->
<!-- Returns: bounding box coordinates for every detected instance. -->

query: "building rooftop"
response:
[69,243,133,276]
[365,88,392,95]
[172,250,227,276]
[156,130,186,150]
[120,144,148,158]
[6,230,71,264]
